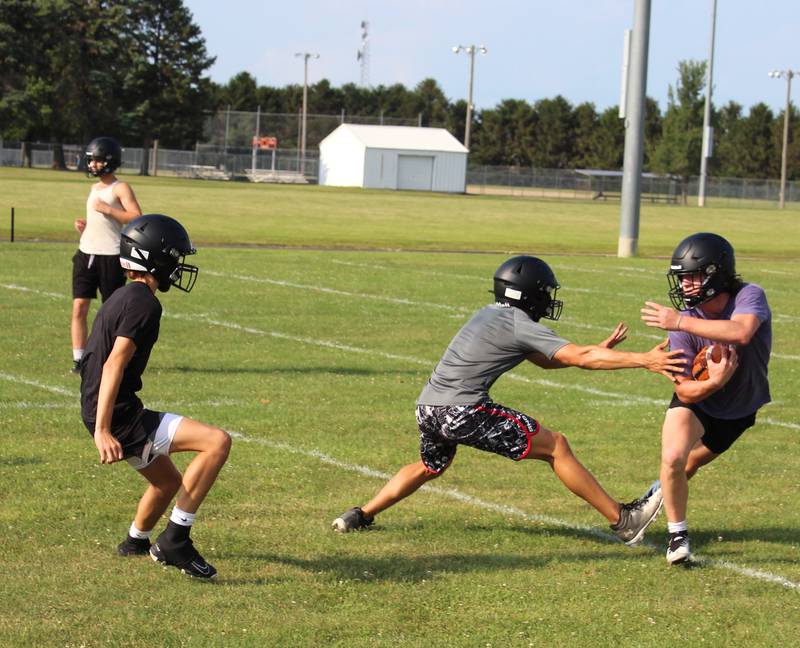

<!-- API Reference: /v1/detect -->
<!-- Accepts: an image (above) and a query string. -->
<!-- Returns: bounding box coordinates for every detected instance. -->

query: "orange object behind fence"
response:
[252,136,278,149]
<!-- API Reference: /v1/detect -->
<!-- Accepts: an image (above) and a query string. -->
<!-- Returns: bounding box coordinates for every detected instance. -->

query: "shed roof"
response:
[328,124,468,153]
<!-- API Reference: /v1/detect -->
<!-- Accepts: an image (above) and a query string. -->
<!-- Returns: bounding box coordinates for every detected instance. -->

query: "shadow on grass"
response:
[166,365,423,377]
[0,456,44,467]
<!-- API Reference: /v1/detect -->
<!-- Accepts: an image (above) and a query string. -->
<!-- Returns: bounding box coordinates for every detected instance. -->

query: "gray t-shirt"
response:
[417,303,570,406]
[668,283,771,419]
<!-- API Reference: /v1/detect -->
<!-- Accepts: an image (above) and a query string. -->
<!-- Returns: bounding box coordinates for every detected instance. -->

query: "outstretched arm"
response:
[551,339,685,381]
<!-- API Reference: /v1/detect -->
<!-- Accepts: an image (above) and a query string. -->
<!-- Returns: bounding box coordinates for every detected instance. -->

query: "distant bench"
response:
[187,165,232,181]
[245,169,308,184]
[592,190,677,204]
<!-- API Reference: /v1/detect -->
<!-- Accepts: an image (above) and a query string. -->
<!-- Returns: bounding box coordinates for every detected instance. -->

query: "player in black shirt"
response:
[80,214,230,579]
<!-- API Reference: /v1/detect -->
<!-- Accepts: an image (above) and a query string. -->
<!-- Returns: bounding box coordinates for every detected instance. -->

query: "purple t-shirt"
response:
[668,283,771,419]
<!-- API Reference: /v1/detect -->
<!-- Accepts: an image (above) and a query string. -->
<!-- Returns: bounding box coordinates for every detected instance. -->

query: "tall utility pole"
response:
[697,0,718,207]
[295,52,319,175]
[769,68,797,209]
[357,21,370,87]
[452,44,487,150]
[618,0,651,258]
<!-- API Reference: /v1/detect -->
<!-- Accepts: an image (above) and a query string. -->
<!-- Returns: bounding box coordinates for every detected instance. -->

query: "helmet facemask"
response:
[667,265,727,310]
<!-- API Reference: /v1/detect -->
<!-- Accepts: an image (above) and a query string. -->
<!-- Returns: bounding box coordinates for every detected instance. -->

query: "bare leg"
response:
[361,460,440,518]
[135,455,183,531]
[168,418,232,514]
[685,443,719,479]
[71,298,91,351]
[525,426,620,524]
[660,407,705,523]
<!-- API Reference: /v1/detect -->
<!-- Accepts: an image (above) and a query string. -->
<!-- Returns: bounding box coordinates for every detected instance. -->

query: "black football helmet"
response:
[119,214,198,293]
[85,136,122,177]
[493,255,563,321]
[667,232,738,309]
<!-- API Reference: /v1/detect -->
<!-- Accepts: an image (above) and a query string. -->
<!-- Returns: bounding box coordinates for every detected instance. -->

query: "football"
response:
[691,345,723,381]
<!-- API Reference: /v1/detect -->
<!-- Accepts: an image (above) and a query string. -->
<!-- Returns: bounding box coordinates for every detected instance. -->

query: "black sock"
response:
[164,520,191,543]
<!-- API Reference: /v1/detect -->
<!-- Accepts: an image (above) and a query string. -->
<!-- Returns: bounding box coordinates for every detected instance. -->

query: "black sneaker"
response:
[150,534,217,579]
[666,531,691,565]
[70,360,81,375]
[331,506,374,532]
[117,535,151,556]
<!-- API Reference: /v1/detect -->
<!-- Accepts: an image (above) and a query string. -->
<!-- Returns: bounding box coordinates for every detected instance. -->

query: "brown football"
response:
[691,345,723,381]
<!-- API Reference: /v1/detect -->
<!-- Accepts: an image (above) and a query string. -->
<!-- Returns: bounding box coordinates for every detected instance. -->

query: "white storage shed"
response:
[318,124,468,193]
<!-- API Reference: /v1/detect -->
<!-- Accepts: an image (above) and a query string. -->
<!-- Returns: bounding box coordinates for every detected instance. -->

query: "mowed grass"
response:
[1,166,799,257]
[1,170,799,646]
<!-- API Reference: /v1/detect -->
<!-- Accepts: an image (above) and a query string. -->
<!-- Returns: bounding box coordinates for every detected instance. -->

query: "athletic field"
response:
[1,169,798,646]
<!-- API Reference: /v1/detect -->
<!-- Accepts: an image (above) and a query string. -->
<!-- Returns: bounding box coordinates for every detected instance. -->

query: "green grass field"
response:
[1,168,799,646]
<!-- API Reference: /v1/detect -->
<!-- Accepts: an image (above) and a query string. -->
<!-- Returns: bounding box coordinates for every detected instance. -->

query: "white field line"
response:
[0,398,249,410]
[0,371,75,397]
[0,283,65,299]
[1,364,797,589]
[227,430,800,591]
[204,269,473,314]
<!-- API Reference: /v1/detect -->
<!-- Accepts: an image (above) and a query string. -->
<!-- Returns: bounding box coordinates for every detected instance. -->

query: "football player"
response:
[640,232,771,565]
[79,214,230,579]
[71,137,142,374]
[333,255,684,545]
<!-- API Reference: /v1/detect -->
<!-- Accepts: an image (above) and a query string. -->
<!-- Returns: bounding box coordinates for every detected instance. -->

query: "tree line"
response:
[1,0,797,180]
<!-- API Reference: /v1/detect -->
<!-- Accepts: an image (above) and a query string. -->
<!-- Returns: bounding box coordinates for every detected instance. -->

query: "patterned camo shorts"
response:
[416,401,540,474]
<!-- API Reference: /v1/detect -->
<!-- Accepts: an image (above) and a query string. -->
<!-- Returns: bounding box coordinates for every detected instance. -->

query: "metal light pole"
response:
[295,52,319,175]
[697,0,717,207]
[769,69,797,209]
[618,0,651,258]
[452,44,487,150]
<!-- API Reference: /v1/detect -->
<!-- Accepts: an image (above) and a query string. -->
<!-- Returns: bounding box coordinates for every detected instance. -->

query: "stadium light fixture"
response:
[768,68,798,209]
[295,52,320,175]
[452,44,487,150]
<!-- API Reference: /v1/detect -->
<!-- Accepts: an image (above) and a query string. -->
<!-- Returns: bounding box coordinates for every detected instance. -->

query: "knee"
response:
[661,448,687,474]
[72,301,90,319]
[211,427,232,461]
[550,431,573,457]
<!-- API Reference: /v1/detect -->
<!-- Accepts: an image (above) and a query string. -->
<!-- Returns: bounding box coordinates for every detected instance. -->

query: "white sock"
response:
[668,520,688,534]
[170,505,196,527]
[73,349,84,362]
[129,523,153,540]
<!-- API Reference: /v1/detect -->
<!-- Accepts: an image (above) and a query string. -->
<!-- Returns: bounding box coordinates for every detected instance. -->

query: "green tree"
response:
[650,60,706,191]
[121,0,215,167]
[531,95,575,168]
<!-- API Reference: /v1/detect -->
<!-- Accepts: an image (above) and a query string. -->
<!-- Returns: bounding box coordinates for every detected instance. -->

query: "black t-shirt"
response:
[80,281,162,440]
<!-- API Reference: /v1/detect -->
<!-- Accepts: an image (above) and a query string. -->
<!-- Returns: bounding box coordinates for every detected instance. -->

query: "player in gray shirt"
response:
[333,256,685,545]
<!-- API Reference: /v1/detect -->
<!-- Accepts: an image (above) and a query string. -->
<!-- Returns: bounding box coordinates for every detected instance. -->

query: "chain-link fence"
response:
[203,109,426,152]
[2,140,798,208]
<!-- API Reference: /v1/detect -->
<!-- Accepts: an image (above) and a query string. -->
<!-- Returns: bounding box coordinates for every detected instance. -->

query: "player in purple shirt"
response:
[641,233,772,565]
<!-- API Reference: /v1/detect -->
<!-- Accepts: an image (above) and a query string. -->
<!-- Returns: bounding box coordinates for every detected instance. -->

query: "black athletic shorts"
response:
[83,408,163,460]
[669,394,756,454]
[72,250,126,301]
[416,401,540,474]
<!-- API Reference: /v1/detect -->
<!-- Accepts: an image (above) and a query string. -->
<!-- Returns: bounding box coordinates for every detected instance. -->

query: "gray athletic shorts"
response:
[416,401,540,474]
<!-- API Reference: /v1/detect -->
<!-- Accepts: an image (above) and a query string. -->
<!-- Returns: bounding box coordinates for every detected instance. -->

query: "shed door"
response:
[397,155,434,191]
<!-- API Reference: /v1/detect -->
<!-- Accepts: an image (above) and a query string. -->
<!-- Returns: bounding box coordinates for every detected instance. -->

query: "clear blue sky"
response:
[184,0,799,115]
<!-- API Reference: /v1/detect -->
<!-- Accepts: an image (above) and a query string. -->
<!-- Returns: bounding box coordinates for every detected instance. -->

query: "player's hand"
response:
[644,339,686,381]
[641,301,682,331]
[94,430,123,464]
[92,197,109,215]
[599,322,628,349]
[707,345,738,387]
[74,218,86,233]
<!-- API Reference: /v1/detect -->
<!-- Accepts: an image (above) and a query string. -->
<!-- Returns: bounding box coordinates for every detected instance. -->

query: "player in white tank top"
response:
[71,137,143,373]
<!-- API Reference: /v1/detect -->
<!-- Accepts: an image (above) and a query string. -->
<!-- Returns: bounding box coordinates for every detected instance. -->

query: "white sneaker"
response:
[611,480,664,546]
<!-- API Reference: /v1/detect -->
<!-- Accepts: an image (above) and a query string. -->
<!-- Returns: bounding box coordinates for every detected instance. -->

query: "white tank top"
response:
[79,181,124,255]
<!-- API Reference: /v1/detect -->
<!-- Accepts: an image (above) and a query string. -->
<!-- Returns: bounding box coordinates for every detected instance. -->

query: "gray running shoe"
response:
[611,480,664,546]
[666,531,691,565]
[331,507,374,532]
